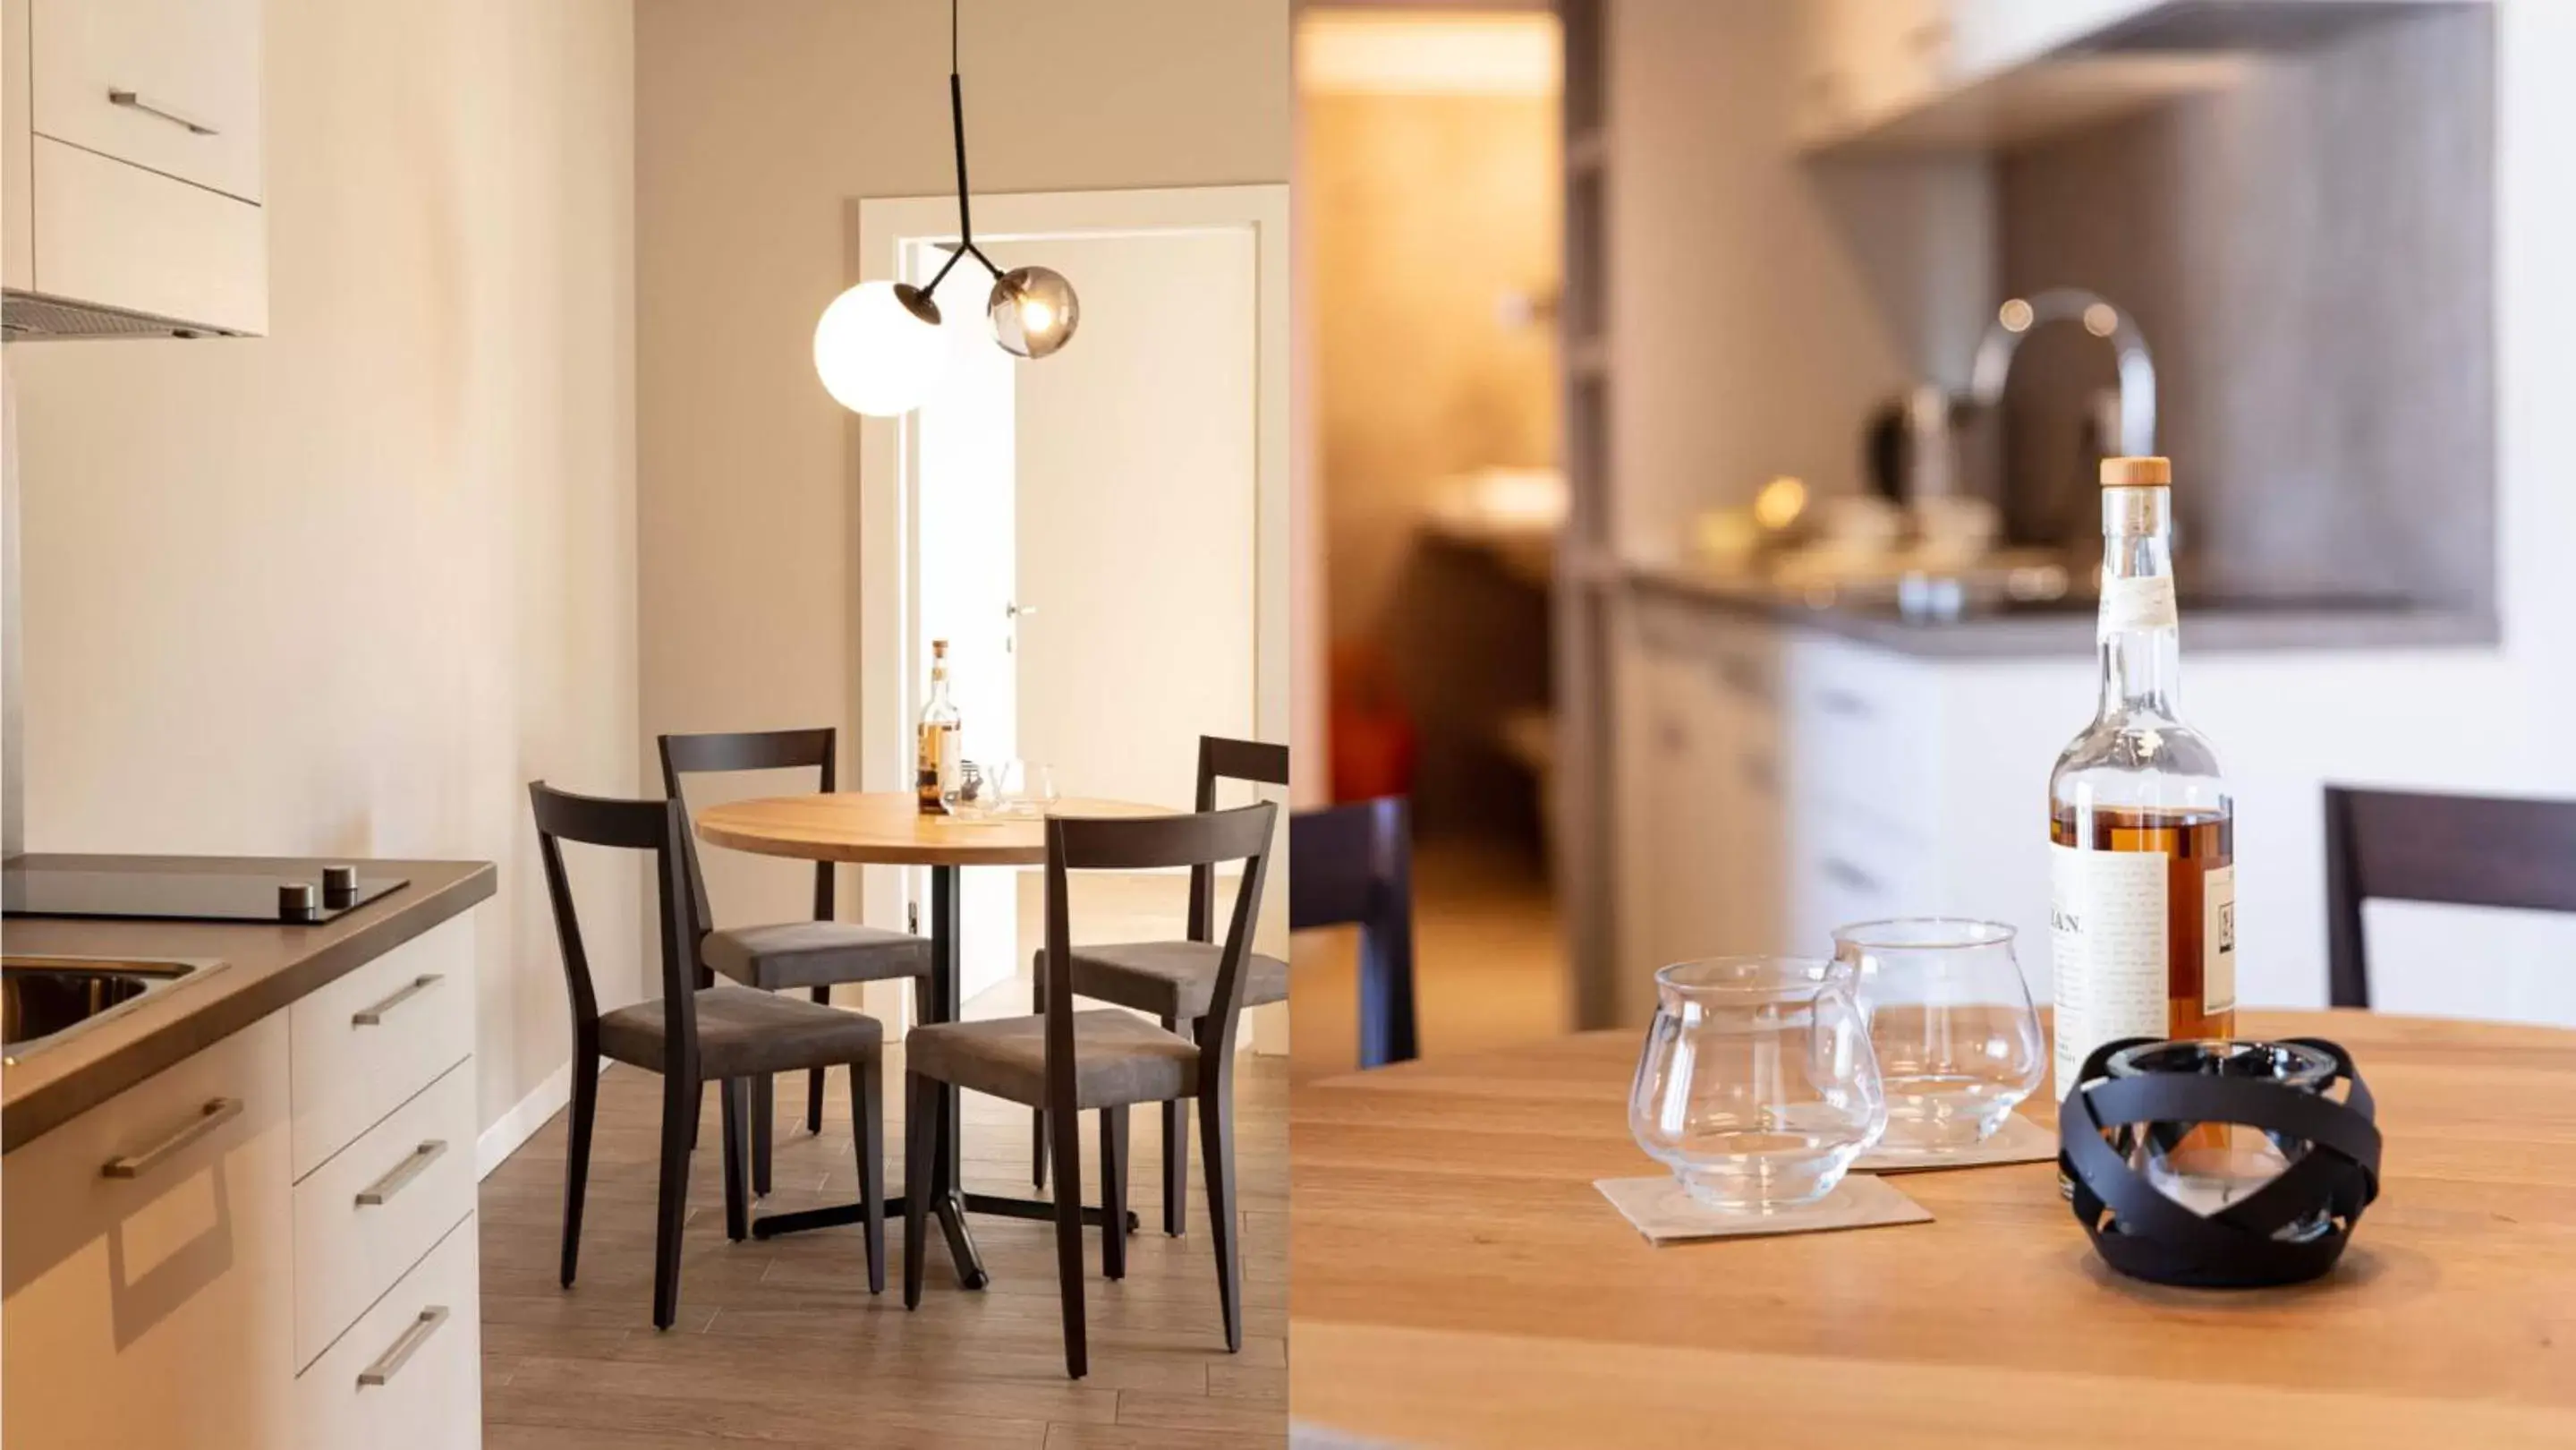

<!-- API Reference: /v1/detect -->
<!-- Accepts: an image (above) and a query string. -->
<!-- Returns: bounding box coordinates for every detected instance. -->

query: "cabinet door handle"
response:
[353,973,443,1026]
[1822,856,1884,895]
[355,1139,449,1207]
[106,90,219,136]
[101,1097,242,1179]
[357,1306,451,1388]
[1817,688,1872,720]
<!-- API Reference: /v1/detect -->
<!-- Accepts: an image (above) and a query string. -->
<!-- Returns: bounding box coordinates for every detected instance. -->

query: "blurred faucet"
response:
[1967,288,2157,457]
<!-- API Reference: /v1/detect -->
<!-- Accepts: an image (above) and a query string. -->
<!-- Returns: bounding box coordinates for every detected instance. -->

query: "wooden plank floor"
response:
[480,1048,1288,1447]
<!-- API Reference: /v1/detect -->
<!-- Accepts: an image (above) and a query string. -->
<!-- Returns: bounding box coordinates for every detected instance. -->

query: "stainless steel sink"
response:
[2,956,227,1064]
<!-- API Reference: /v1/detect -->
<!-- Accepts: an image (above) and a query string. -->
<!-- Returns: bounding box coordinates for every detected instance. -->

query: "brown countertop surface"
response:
[1,854,496,1153]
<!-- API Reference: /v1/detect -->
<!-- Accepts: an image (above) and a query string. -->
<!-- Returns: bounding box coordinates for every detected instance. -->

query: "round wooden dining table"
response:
[1289,1009,2576,1449]
[695,790,1167,1286]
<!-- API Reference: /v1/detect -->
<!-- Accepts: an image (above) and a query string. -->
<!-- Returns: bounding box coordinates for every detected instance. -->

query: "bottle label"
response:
[2050,843,2171,1100]
[2097,575,2178,640]
[2204,863,2237,1016]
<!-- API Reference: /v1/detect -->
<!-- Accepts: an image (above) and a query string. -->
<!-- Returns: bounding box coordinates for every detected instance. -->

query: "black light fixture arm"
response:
[922,0,999,299]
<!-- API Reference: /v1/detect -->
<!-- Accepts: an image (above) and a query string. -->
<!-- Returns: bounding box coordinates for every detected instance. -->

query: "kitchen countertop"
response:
[1,854,495,1153]
[1623,562,2499,658]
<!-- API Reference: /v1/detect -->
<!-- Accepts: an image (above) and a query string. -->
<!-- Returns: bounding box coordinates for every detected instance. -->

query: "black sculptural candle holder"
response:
[2059,1037,2382,1288]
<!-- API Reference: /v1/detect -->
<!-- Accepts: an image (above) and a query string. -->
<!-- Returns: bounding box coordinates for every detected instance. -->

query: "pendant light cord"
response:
[924,0,995,296]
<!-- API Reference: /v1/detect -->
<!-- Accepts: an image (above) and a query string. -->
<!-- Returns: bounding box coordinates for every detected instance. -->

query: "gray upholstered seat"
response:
[703,920,931,991]
[599,985,884,1079]
[1034,941,1288,1019]
[905,1011,1199,1110]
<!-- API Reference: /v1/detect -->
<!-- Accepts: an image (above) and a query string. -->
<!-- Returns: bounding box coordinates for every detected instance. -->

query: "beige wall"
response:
[8,0,640,1141]
[634,0,1289,929]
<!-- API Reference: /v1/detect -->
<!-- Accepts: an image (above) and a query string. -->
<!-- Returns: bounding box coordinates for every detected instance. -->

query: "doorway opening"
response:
[1297,6,1570,1069]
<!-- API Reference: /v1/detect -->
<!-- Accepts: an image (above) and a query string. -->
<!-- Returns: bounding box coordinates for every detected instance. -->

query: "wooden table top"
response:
[693,791,1170,866]
[1290,1010,2576,1448]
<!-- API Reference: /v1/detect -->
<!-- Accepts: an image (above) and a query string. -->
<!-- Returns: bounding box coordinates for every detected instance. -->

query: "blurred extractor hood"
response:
[2071,1,2461,55]
[2,291,249,341]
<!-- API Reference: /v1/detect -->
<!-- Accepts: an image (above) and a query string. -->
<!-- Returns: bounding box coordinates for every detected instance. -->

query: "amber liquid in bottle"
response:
[2049,803,2236,1044]
[917,639,961,814]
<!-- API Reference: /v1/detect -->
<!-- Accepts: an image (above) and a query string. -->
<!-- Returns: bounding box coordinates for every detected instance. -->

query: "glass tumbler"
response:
[1832,918,2046,1156]
[1628,957,1886,1211]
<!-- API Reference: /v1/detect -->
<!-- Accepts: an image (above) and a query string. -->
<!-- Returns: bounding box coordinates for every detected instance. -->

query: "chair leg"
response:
[558,1041,599,1289]
[854,1057,887,1295]
[1030,969,1050,1190]
[1161,1015,1193,1237]
[1200,1080,1243,1353]
[1048,1093,1090,1378]
[719,1078,750,1243]
[903,1071,937,1310]
[752,1073,775,1197]
[807,985,830,1134]
[652,1070,695,1331]
[1100,1105,1130,1281]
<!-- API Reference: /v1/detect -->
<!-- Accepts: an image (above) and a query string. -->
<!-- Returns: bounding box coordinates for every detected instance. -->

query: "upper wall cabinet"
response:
[2,0,268,337]
[1798,0,2472,156]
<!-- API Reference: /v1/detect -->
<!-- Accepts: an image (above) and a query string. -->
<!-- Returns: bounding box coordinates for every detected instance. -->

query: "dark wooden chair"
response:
[1289,795,1418,1069]
[1030,736,1289,1237]
[531,780,888,1330]
[905,801,1278,1379]
[2325,785,2576,1008]
[661,728,930,1195]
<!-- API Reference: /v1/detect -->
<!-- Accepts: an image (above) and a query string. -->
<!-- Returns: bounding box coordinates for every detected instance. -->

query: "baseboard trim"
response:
[477,1059,610,1180]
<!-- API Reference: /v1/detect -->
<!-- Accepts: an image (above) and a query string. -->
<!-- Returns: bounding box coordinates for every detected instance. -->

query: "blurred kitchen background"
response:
[1291,0,2576,1060]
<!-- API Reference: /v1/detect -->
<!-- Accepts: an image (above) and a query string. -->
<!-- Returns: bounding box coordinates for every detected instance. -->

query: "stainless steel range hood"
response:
[2,290,249,341]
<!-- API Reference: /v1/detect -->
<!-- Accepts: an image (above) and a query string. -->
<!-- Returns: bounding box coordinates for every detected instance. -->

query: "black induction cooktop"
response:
[1,866,409,924]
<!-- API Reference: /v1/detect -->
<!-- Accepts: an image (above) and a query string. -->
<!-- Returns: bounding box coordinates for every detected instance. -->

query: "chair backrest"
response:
[1288,796,1416,1067]
[1046,803,1279,1079]
[530,780,703,1072]
[1186,736,1290,942]
[2325,785,2576,1008]
[659,728,837,943]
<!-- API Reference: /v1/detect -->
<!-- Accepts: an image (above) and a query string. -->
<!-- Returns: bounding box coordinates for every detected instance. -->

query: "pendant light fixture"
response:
[812,0,1082,417]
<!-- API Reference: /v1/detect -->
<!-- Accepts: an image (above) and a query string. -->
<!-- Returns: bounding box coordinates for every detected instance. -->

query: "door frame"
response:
[848,183,1291,1020]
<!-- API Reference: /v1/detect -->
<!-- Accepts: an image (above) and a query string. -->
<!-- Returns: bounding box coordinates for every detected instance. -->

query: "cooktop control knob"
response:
[280,882,321,922]
[321,864,360,904]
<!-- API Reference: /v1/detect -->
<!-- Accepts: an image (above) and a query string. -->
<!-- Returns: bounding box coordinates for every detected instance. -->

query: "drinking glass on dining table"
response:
[990,759,1058,816]
[1628,956,1886,1210]
[1831,917,2045,1156]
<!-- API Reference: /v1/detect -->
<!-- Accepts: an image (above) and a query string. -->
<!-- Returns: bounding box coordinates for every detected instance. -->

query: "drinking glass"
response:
[2104,1038,2341,1241]
[939,760,991,819]
[1628,956,1886,1210]
[1832,918,2045,1156]
[990,759,1059,816]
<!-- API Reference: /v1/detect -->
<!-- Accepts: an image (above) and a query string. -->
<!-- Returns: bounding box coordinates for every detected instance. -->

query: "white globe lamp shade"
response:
[812,280,949,416]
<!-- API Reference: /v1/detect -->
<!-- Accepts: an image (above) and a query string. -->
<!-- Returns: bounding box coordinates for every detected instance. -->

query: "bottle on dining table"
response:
[917,638,963,815]
[2047,456,2237,1104]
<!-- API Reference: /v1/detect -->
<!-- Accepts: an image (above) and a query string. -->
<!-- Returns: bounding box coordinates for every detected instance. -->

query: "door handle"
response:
[102,1097,242,1179]
[107,90,219,136]
[1004,601,1036,618]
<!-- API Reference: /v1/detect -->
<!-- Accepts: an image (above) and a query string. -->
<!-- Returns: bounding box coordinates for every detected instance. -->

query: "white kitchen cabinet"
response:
[2,1013,298,1450]
[294,1213,481,1450]
[1798,0,1962,148]
[1,0,267,335]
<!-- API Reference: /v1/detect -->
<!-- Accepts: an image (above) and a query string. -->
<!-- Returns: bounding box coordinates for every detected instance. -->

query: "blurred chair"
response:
[904,803,1278,1379]
[530,781,888,1329]
[1290,795,1417,1069]
[2325,785,2576,1008]
[1031,735,1289,1235]
[661,728,931,1194]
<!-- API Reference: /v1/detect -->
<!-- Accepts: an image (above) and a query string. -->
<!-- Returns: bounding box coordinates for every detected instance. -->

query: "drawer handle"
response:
[1822,856,1884,895]
[1817,688,1873,720]
[106,89,219,136]
[353,973,444,1027]
[355,1139,449,1207]
[101,1097,242,1180]
[357,1306,451,1388]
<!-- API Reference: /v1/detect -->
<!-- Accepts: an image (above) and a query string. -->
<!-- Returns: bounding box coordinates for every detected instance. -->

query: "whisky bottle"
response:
[917,639,963,815]
[2048,457,2236,1101]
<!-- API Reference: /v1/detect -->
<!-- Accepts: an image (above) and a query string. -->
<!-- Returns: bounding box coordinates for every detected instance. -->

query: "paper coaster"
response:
[1853,1112,2057,1174]
[1594,1172,1931,1246]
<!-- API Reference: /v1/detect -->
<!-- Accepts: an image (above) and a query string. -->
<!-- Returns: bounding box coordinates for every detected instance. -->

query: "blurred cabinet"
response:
[1,0,268,335]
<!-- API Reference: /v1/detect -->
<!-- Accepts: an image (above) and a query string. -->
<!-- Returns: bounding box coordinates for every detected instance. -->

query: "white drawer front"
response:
[28,135,267,335]
[291,915,474,1181]
[2,1014,298,1450]
[29,0,262,202]
[295,1212,480,1450]
[292,1058,474,1370]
